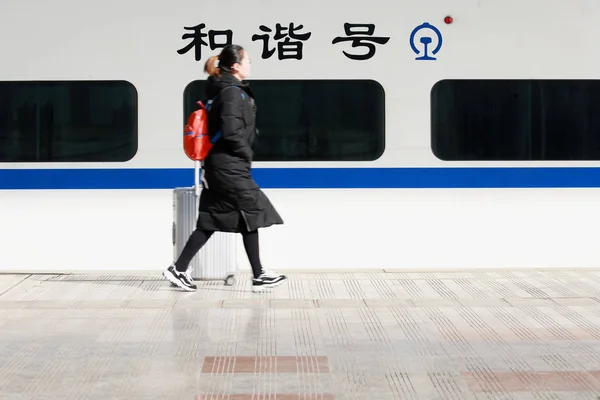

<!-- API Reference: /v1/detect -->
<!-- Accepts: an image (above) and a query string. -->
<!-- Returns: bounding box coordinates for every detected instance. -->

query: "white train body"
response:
[1,0,599,272]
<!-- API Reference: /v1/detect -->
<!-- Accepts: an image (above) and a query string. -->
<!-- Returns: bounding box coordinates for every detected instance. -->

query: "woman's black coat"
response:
[196,72,284,233]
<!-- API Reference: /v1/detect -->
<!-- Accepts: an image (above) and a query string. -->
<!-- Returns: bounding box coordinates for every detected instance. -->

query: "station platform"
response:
[2,269,600,399]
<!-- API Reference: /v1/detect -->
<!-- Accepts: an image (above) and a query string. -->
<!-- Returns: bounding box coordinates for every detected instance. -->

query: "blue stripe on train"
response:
[2,167,600,189]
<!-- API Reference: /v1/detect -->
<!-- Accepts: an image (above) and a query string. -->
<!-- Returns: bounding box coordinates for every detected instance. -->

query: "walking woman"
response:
[163,44,287,293]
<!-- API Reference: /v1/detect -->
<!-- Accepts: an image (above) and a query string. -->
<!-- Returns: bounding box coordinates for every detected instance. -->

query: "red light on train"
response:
[444,16,453,24]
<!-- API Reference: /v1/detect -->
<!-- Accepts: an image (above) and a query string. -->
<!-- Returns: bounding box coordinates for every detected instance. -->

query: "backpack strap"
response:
[205,85,241,112]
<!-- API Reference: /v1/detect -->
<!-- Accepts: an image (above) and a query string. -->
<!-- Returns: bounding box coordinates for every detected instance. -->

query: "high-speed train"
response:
[1,0,600,273]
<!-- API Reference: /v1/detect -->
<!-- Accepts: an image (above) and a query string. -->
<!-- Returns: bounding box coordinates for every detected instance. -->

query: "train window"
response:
[431,79,600,161]
[0,81,137,162]
[183,79,385,161]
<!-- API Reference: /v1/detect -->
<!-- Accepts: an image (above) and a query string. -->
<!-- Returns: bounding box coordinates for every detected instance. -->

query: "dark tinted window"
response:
[431,79,600,160]
[0,81,137,162]
[184,79,385,161]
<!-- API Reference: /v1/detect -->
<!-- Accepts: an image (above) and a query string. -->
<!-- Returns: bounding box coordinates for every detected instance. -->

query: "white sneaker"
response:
[252,271,287,292]
[163,265,196,291]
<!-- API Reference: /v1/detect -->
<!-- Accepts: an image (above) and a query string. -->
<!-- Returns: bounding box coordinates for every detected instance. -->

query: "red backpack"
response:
[183,100,214,161]
[183,86,238,161]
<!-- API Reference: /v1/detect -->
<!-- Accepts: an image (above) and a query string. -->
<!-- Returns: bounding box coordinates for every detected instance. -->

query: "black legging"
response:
[174,224,263,279]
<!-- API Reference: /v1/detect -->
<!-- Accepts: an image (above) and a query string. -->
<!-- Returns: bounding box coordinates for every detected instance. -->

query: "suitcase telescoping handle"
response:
[193,160,201,221]
[194,160,201,198]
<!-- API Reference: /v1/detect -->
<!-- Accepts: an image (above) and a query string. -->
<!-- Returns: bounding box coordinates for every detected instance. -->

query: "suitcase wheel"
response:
[225,275,236,286]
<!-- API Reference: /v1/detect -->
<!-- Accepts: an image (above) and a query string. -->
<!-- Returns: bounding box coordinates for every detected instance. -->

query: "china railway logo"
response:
[409,22,443,61]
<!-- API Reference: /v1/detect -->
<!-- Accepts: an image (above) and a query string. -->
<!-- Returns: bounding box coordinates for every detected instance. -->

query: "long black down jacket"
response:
[196,71,284,233]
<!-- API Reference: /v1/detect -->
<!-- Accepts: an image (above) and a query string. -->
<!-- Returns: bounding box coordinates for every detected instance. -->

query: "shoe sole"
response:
[252,277,287,293]
[162,270,196,292]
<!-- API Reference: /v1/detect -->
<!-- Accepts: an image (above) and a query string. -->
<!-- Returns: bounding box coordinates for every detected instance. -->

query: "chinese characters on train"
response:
[177,22,390,61]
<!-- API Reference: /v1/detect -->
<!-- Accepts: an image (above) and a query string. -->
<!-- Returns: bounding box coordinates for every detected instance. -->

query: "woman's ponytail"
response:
[204,55,220,76]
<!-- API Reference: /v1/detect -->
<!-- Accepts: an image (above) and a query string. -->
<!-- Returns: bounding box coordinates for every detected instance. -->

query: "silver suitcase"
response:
[172,161,238,285]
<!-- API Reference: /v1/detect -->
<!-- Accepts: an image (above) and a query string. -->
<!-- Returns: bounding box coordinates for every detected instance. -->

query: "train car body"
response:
[1,0,600,272]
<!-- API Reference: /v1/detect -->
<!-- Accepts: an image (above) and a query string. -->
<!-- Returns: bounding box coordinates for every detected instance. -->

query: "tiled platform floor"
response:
[2,270,600,399]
